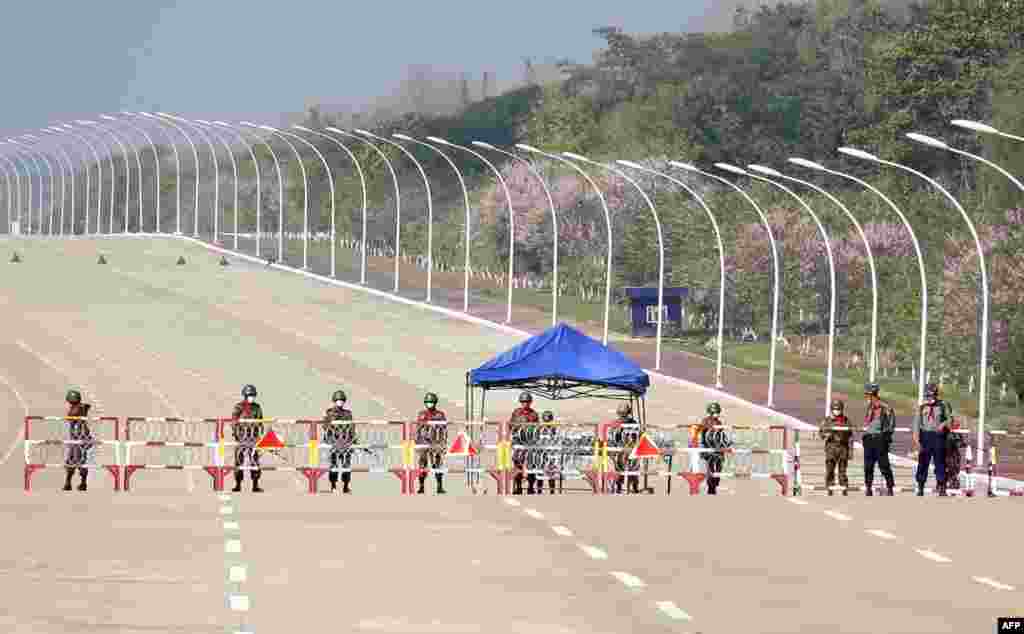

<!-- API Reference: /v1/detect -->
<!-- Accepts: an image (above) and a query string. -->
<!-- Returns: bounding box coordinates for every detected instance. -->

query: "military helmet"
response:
[66,389,82,404]
[616,402,632,417]
[241,384,258,398]
[863,383,880,397]
[518,391,533,404]
[332,389,347,403]
[706,402,722,416]
[541,411,554,423]
[830,399,844,412]
[423,392,438,406]
[924,382,939,398]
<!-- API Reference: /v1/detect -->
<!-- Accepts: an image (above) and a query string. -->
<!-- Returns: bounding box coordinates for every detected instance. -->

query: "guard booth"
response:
[624,287,688,337]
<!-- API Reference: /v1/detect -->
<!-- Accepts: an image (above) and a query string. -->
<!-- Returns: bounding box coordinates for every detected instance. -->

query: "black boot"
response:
[916,483,924,496]
[417,474,426,494]
[63,469,73,491]
[937,482,947,497]
[341,472,351,494]
[865,482,874,496]
[329,473,338,492]
[232,471,243,492]
[77,471,87,492]
[828,489,834,496]
[435,473,445,494]
[251,475,263,493]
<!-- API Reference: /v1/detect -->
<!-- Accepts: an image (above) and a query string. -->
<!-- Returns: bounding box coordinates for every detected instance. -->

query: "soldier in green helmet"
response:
[323,389,356,493]
[612,402,641,495]
[819,399,853,496]
[415,392,447,494]
[510,391,540,495]
[230,384,265,493]
[62,389,93,491]
[698,402,729,495]
[539,410,559,494]
[862,383,896,496]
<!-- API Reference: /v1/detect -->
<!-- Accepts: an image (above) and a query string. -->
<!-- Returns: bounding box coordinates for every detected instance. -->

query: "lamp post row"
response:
[1,117,1021,467]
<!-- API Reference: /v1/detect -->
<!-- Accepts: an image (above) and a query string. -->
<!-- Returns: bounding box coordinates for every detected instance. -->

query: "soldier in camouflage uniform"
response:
[698,402,730,495]
[510,392,540,495]
[862,383,895,496]
[538,410,559,494]
[612,403,641,495]
[231,384,265,493]
[415,392,447,495]
[322,389,356,493]
[945,415,966,492]
[819,399,853,496]
[913,382,951,497]
[62,389,93,492]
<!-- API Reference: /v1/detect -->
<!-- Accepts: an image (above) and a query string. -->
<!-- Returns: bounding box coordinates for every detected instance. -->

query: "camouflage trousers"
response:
[233,446,261,481]
[328,447,354,485]
[825,450,850,490]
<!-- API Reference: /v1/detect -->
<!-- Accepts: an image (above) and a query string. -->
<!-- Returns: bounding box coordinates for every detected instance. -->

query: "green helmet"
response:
[707,402,722,416]
[541,411,554,422]
[242,384,257,398]
[66,389,82,404]
[616,402,632,418]
[424,392,438,406]
[332,390,347,403]
[830,400,844,413]
[519,391,533,404]
[864,383,880,397]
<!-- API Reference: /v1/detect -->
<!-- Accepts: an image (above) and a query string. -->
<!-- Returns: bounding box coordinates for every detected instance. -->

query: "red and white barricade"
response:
[306,420,411,494]
[23,415,121,491]
[675,424,790,495]
[216,419,320,492]
[121,417,221,491]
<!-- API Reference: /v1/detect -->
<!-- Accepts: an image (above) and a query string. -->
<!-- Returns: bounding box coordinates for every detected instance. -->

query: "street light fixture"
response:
[951,119,1024,143]
[213,121,264,254]
[907,132,1024,194]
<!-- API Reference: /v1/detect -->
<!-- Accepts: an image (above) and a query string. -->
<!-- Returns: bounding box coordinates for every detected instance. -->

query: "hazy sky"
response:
[1,1,736,139]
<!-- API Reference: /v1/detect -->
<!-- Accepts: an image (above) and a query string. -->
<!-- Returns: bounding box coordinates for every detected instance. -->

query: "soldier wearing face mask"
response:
[819,399,853,496]
[230,384,265,493]
[323,390,355,493]
[913,383,951,497]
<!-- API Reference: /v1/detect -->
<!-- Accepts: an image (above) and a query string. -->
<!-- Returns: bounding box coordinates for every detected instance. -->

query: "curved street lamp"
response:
[10,139,52,234]
[750,164,881,383]
[164,114,221,240]
[70,122,116,234]
[54,125,103,235]
[952,119,1024,143]
[908,132,1024,195]
[620,160,725,384]
[790,157,930,404]
[213,121,262,252]
[517,143,613,345]
[116,112,162,233]
[195,119,238,245]
[78,120,131,234]
[43,136,73,236]
[393,134,471,311]
[355,129,435,302]
[719,162,839,415]
[134,113,182,234]
[0,147,22,233]
[327,128,402,291]
[276,128,339,276]
[249,124,309,269]
[293,126,366,281]
[673,161,781,405]
[142,112,199,235]
[97,116,143,233]
[232,123,284,261]
[473,142,560,326]
[23,134,63,235]
[3,145,36,234]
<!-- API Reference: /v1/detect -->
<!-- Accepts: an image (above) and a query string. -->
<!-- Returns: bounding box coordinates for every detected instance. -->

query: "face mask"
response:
[334,400,344,407]
[246,396,255,403]
[831,410,841,417]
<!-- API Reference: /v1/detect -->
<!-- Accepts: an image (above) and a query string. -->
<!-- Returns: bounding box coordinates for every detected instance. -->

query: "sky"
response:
[0,1,746,139]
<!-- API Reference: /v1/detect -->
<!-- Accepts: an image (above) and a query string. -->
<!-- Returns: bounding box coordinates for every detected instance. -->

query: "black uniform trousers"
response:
[915,430,946,486]
[862,433,894,490]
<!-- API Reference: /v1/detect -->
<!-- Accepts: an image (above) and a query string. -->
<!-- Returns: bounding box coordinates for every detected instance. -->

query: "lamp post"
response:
[41,128,74,235]
[162,113,219,240]
[789,157,930,404]
[0,151,14,232]
[68,122,114,234]
[98,116,143,233]
[517,143,613,345]
[10,139,52,235]
[0,147,21,234]
[673,161,781,405]
[247,123,308,269]
[294,126,366,281]
[142,112,200,235]
[621,160,726,384]
[355,129,435,303]
[54,125,102,235]
[78,119,131,234]
[133,114,180,234]
[473,142,560,326]
[750,164,881,382]
[327,128,402,291]
[565,154,665,369]
[392,134,471,310]
[3,145,35,234]
[952,119,1024,143]
[719,162,839,415]
[231,123,284,261]
[841,143,992,468]
[213,121,261,252]
[195,119,238,245]
[22,134,63,235]
[115,113,162,233]
[908,132,1024,195]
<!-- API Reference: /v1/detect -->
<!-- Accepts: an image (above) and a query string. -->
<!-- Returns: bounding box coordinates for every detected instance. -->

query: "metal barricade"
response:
[23,415,121,491]
[122,417,221,491]
[217,419,319,492]
[676,424,789,495]
[505,421,602,494]
[308,420,411,494]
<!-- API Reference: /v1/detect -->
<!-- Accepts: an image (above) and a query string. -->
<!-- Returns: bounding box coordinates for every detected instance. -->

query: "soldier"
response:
[539,410,559,495]
[510,392,540,495]
[698,402,730,495]
[913,382,951,497]
[415,392,447,495]
[945,416,966,492]
[818,399,853,496]
[230,384,265,493]
[62,389,92,492]
[612,402,641,495]
[862,383,896,496]
[323,390,356,494]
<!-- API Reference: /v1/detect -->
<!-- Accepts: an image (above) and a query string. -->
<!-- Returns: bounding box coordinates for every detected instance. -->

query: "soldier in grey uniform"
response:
[323,390,356,493]
[862,383,895,496]
[913,382,951,497]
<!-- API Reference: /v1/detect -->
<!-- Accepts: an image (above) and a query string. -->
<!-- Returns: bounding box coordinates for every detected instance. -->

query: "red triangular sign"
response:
[448,431,473,457]
[256,429,285,450]
[630,433,660,459]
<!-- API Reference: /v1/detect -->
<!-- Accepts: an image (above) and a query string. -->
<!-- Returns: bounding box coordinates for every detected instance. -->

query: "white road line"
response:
[787,498,809,505]
[551,525,573,537]
[655,601,692,621]
[824,510,851,521]
[503,498,521,507]
[972,576,1015,591]
[229,566,247,583]
[225,540,242,554]
[223,521,240,531]
[220,506,234,515]
[866,529,897,540]
[915,549,951,563]
[524,508,544,519]
[218,494,232,502]
[228,595,250,612]
[579,544,608,560]
[0,373,31,465]
[610,571,646,589]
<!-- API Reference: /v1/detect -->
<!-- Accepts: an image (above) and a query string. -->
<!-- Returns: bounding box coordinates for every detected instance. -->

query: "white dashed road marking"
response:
[503,498,521,507]
[228,595,250,612]
[229,566,248,583]
[866,529,897,540]
[656,601,692,621]
[524,508,544,519]
[579,545,608,560]
[972,577,1015,591]
[225,540,242,554]
[610,571,646,589]
[220,506,234,515]
[915,549,951,563]
[824,510,851,521]
[223,521,239,531]
[551,525,573,537]
[787,498,809,505]
[219,494,232,502]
